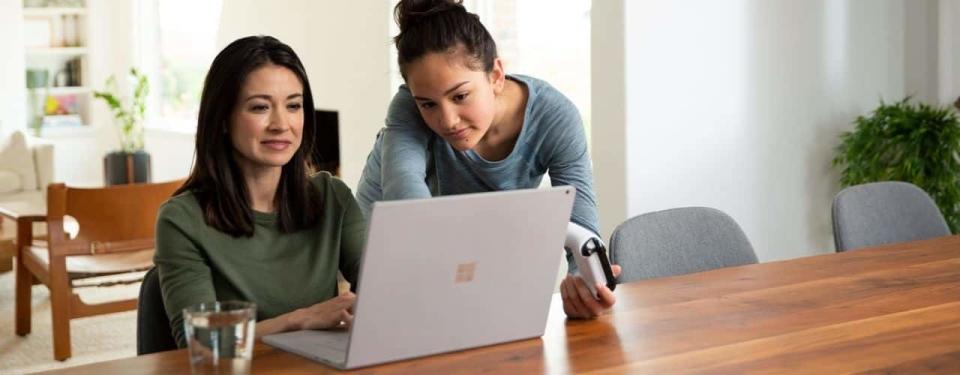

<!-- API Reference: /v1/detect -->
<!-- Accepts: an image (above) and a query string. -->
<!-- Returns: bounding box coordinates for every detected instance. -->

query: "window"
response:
[479,0,592,139]
[138,0,222,132]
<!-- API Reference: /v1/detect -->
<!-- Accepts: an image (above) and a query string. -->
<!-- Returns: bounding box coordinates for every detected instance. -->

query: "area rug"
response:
[0,270,139,374]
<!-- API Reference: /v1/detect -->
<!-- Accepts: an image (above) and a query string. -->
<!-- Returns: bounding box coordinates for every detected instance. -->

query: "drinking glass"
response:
[183,301,256,374]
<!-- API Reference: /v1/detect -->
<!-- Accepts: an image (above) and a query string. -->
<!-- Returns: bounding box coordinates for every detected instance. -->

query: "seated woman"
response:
[155,35,364,347]
[357,0,619,319]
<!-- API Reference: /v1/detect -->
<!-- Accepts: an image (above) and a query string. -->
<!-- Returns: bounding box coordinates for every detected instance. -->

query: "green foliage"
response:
[93,68,149,153]
[833,97,960,232]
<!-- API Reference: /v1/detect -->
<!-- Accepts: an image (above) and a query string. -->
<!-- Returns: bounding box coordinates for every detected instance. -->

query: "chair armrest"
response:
[14,215,46,258]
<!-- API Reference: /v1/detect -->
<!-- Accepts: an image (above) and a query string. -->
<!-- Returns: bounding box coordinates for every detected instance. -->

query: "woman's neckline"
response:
[468,75,531,163]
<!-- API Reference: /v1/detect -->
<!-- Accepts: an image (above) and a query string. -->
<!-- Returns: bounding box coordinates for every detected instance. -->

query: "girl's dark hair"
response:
[393,0,497,78]
[176,35,321,237]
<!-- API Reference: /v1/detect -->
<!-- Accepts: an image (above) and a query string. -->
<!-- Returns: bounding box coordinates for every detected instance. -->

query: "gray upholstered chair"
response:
[609,207,758,283]
[832,181,950,252]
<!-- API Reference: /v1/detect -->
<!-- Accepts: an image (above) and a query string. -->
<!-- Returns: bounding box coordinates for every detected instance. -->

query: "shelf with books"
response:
[22,7,87,17]
[31,86,91,95]
[26,91,91,132]
[40,114,84,128]
[25,47,88,56]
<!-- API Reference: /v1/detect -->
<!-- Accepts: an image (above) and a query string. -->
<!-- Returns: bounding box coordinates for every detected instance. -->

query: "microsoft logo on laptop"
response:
[455,262,477,283]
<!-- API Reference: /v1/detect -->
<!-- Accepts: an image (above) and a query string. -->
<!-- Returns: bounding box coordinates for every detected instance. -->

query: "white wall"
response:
[590,0,627,241]
[941,0,960,105]
[88,0,136,133]
[0,1,26,134]
[144,128,195,182]
[593,0,942,261]
[217,0,392,189]
[905,0,940,104]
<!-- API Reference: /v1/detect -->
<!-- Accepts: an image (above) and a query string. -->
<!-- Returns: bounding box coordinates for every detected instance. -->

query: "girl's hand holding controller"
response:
[560,265,621,319]
[561,222,621,319]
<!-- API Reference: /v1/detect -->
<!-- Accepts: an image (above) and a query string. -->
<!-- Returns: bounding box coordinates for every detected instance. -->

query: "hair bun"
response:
[395,0,465,32]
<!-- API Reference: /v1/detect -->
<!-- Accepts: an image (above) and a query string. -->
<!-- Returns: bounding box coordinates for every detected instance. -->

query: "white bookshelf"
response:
[23,1,91,132]
[25,46,88,56]
[22,7,87,17]
[37,124,99,138]
[38,86,91,95]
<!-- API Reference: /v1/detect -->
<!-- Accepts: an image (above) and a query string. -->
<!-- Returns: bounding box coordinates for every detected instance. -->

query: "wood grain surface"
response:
[38,235,960,374]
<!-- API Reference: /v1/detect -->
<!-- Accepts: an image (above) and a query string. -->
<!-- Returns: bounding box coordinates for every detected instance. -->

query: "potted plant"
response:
[94,67,151,185]
[833,97,960,232]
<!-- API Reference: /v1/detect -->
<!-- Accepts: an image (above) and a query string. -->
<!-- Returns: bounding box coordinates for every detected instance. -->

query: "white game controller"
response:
[564,222,617,299]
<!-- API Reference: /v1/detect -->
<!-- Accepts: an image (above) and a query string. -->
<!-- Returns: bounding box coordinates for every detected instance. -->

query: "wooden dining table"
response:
[39,235,960,374]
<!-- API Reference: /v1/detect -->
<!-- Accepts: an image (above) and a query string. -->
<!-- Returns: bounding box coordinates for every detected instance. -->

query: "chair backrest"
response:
[137,267,177,355]
[832,181,950,252]
[609,207,758,283]
[45,179,184,245]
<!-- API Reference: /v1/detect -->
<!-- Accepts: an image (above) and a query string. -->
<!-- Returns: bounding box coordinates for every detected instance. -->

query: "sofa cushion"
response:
[29,137,54,190]
[0,170,22,193]
[0,131,38,191]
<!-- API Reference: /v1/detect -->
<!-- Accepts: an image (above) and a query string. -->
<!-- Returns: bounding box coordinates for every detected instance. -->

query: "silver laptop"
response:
[262,186,575,369]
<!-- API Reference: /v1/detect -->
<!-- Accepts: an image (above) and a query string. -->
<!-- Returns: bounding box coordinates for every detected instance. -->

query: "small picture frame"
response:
[23,17,52,48]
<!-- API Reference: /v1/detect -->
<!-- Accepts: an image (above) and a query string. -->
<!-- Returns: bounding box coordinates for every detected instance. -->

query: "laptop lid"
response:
[344,186,575,368]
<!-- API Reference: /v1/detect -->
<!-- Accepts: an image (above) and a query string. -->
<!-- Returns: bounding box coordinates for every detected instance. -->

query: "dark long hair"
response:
[176,35,322,237]
[393,0,498,78]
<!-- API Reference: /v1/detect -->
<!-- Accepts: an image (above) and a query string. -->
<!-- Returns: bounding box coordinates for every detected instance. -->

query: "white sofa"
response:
[0,130,54,206]
[0,130,53,272]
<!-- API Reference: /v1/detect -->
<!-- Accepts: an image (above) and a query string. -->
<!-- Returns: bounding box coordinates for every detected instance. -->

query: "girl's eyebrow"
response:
[413,81,469,101]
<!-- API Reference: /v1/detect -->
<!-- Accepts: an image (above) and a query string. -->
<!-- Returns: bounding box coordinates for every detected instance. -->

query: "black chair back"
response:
[137,267,177,355]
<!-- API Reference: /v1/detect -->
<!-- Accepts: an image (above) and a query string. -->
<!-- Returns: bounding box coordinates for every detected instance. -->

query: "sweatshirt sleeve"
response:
[538,90,600,273]
[541,95,600,236]
[330,178,366,290]
[379,86,434,201]
[154,199,216,348]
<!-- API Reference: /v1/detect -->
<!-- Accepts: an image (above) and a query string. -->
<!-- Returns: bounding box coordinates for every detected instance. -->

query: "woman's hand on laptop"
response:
[290,291,356,330]
[561,265,621,319]
[255,291,357,338]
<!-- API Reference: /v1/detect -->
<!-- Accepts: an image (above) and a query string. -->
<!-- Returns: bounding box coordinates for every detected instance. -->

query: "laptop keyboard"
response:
[263,329,349,365]
[313,331,349,352]
[307,330,348,364]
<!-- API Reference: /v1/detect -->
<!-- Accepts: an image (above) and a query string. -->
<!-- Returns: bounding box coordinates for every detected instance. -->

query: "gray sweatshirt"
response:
[356,74,600,242]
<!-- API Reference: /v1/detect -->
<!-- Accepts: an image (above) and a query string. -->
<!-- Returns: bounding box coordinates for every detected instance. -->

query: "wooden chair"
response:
[15,179,183,360]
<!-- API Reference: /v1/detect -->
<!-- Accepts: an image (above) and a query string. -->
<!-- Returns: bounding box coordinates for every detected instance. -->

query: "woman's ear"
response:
[489,58,506,95]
